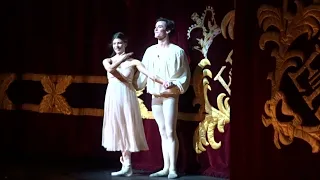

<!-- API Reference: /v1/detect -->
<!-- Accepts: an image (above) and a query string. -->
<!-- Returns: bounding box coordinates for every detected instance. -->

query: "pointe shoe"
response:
[111,165,133,177]
[168,170,178,179]
[149,169,169,177]
[111,156,133,177]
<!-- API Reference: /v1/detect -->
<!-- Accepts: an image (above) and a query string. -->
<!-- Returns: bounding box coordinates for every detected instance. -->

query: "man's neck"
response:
[157,37,170,48]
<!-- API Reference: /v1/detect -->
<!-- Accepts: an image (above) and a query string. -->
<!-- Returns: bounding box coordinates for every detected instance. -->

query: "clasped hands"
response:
[163,81,175,89]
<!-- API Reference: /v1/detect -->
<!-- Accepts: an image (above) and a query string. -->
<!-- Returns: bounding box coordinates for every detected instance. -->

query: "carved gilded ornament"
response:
[188,6,233,153]
[188,6,221,59]
[39,75,73,115]
[0,73,199,120]
[0,73,16,110]
[21,73,107,116]
[258,0,320,152]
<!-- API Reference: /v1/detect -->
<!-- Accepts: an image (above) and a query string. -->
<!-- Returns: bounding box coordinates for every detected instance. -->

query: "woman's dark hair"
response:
[156,17,175,35]
[110,32,128,56]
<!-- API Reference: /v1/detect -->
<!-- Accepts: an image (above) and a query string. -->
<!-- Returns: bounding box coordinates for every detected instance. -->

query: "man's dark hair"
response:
[156,17,175,35]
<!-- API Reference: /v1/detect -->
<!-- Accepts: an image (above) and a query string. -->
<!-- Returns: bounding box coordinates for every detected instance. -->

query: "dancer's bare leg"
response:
[150,97,170,177]
[163,96,179,179]
[111,151,132,176]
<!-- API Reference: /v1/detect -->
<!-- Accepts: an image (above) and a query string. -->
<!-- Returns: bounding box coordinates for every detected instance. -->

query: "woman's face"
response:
[112,38,126,55]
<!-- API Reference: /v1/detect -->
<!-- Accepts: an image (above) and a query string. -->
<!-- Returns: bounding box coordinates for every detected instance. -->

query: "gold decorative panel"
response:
[188,6,234,153]
[1,73,204,122]
[258,0,320,153]
[0,73,16,110]
[21,73,107,116]
[188,6,221,59]
[39,75,73,115]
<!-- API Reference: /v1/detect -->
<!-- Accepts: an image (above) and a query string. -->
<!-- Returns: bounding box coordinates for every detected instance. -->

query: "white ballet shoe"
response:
[168,170,178,179]
[149,169,169,177]
[111,156,133,177]
[111,165,132,177]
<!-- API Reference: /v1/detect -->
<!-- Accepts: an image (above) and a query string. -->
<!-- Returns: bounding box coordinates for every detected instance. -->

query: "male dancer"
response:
[137,17,190,179]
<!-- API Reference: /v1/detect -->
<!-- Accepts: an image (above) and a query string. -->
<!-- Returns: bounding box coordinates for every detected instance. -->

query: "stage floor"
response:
[4,162,226,180]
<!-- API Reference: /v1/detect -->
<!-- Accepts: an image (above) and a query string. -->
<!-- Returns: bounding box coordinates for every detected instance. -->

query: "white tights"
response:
[150,95,179,179]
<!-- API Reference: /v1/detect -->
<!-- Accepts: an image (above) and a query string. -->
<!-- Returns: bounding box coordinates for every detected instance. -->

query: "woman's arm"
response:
[131,60,164,85]
[102,58,128,83]
[102,52,133,73]
[111,71,128,83]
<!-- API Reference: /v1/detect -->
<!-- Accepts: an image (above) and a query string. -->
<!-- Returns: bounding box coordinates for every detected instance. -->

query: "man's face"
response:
[154,21,169,39]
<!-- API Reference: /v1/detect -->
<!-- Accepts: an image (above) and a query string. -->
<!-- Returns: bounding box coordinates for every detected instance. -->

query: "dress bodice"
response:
[107,63,135,84]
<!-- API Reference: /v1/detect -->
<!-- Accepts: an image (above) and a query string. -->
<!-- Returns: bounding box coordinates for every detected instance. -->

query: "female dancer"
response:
[101,32,164,176]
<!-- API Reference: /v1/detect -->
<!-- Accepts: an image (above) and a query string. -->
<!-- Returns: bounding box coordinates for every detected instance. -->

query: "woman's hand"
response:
[115,52,133,62]
[163,81,174,89]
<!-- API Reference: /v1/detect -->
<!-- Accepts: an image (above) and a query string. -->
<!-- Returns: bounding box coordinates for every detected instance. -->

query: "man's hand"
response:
[163,81,174,89]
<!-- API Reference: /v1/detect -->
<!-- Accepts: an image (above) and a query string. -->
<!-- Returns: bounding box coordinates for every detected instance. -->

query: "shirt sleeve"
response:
[132,48,149,90]
[169,49,191,94]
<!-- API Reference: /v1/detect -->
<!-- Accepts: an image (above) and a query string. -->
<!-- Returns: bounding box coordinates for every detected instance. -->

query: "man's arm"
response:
[166,49,191,94]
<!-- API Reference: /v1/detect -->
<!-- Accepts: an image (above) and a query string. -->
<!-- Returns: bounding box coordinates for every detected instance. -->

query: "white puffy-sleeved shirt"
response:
[137,43,190,96]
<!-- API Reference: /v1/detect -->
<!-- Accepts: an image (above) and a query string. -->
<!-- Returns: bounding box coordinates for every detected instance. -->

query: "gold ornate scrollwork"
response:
[193,59,231,153]
[0,73,16,110]
[288,45,320,120]
[188,6,221,59]
[258,0,320,152]
[221,10,235,40]
[39,75,73,115]
[190,6,234,153]
[263,91,320,153]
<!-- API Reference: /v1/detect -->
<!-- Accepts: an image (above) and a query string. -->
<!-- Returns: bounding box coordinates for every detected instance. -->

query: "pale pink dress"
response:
[102,65,149,152]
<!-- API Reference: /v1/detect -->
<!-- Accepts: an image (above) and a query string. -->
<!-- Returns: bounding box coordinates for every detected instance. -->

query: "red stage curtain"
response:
[231,0,320,179]
[2,0,233,178]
